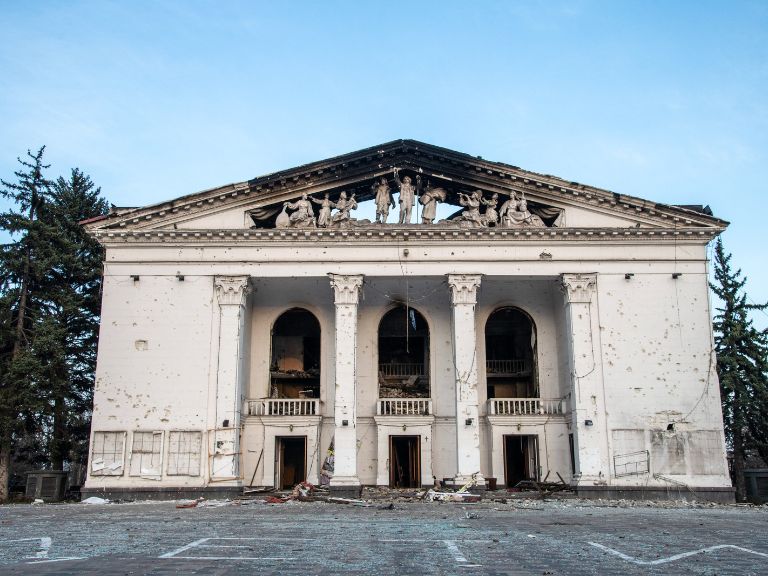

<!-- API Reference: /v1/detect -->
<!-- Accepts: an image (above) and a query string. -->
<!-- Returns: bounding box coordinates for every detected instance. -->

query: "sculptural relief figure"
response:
[419,183,446,224]
[481,193,499,227]
[457,189,485,228]
[281,193,316,228]
[372,177,394,224]
[310,193,335,227]
[499,193,546,228]
[330,191,357,227]
[393,168,421,224]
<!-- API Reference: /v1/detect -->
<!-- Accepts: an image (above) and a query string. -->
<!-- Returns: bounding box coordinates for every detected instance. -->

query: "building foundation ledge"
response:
[329,475,362,498]
[329,485,363,498]
[574,485,735,503]
[80,485,243,502]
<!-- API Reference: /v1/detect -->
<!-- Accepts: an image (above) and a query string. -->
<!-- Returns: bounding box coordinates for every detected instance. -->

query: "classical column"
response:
[211,276,250,481]
[328,274,364,497]
[560,273,610,486]
[447,274,485,486]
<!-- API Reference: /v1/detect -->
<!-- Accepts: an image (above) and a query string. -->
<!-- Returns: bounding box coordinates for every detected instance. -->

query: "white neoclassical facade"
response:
[82,140,734,501]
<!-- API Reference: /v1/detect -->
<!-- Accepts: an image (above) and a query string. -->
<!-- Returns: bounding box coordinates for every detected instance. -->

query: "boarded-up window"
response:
[167,431,202,476]
[130,431,163,477]
[91,431,126,476]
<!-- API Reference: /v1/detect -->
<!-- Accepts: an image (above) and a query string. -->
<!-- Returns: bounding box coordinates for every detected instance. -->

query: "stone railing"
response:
[246,398,319,417]
[377,398,433,416]
[485,359,531,375]
[488,398,565,416]
[378,363,426,377]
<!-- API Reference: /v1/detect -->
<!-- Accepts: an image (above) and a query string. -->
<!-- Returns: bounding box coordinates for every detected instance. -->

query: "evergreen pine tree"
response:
[0,147,58,501]
[710,238,768,502]
[45,169,108,470]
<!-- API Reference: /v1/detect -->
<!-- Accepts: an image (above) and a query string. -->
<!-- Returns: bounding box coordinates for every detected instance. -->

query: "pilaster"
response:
[210,276,250,482]
[328,274,364,496]
[560,273,610,486]
[447,274,485,486]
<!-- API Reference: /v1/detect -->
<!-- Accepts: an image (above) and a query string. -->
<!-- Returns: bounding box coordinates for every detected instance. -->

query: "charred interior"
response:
[270,308,320,398]
[485,307,537,399]
[378,306,430,398]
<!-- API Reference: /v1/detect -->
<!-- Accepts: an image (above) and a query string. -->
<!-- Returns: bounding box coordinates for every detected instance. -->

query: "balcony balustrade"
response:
[378,363,426,377]
[488,397,565,416]
[377,398,433,416]
[485,358,531,376]
[246,398,319,417]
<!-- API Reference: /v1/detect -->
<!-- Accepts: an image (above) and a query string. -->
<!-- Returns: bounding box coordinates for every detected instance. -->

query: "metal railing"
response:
[488,398,565,416]
[247,398,319,416]
[377,398,433,416]
[378,363,426,377]
[485,359,531,375]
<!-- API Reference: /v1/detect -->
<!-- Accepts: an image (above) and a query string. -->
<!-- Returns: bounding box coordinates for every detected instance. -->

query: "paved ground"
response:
[1,497,767,575]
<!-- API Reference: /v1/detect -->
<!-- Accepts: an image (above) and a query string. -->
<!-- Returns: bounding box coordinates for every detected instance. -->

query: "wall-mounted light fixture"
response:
[176,274,185,281]
[465,418,474,426]
[131,275,140,282]
[672,272,682,279]
[584,419,594,427]
[624,273,634,280]
[342,419,349,427]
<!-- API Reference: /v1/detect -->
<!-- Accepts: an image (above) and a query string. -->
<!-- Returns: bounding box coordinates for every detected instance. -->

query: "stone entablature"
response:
[91,226,721,245]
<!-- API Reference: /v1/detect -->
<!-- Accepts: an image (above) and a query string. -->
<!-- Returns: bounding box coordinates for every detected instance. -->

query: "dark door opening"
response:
[504,435,538,487]
[276,436,306,489]
[389,436,421,488]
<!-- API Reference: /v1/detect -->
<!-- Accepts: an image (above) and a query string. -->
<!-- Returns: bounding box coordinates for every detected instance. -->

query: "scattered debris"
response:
[81,496,109,505]
[31,499,45,505]
[242,487,272,494]
[175,498,203,509]
[291,481,317,501]
[326,497,371,507]
[197,499,235,508]
[424,490,482,503]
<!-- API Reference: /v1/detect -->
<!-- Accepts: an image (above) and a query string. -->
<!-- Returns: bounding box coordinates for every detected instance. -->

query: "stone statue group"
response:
[276,191,358,229]
[276,167,546,229]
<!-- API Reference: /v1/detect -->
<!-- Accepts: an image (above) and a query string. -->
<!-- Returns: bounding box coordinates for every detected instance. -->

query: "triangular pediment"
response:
[85,140,727,236]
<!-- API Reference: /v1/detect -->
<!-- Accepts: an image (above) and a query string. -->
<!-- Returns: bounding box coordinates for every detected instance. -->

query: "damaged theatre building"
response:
[82,140,734,502]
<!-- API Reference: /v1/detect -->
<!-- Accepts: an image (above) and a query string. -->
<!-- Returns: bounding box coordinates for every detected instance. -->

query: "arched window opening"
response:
[270,308,320,398]
[378,306,430,398]
[485,307,537,399]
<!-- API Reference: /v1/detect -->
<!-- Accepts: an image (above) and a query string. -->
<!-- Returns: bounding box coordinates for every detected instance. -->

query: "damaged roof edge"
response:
[83,139,729,230]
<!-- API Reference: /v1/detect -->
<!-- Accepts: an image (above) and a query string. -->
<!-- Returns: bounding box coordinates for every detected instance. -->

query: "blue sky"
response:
[1,1,766,327]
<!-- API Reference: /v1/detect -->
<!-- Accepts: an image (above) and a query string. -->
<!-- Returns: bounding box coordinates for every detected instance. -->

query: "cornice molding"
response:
[92,225,720,246]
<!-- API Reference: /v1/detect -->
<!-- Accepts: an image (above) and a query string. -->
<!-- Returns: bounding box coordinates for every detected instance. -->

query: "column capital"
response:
[447,274,482,305]
[328,274,363,305]
[215,276,250,306]
[560,273,597,304]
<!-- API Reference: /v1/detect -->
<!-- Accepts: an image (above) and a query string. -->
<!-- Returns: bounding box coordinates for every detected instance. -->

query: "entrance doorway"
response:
[276,436,306,489]
[504,435,538,487]
[389,436,421,488]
